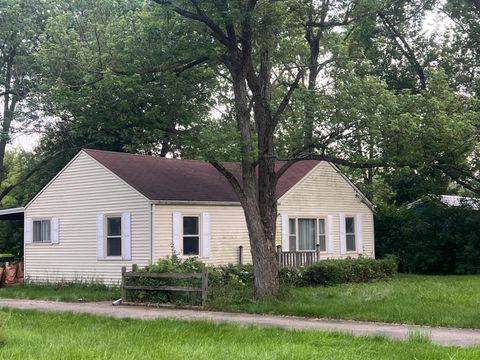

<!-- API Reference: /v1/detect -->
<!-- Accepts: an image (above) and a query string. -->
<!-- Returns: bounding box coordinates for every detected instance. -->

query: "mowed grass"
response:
[0,309,479,360]
[209,274,480,328]
[1,275,479,328]
[0,282,119,302]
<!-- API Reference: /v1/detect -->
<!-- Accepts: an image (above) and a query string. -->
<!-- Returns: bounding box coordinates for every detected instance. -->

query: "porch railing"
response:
[237,245,322,268]
[276,245,321,268]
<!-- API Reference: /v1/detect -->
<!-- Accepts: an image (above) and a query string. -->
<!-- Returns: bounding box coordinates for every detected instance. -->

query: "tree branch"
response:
[209,160,247,203]
[152,0,233,48]
[378,11,426,91]
[272,69,304,125]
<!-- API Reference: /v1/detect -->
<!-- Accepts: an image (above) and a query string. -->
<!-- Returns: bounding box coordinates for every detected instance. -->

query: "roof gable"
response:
[83,149,322,202]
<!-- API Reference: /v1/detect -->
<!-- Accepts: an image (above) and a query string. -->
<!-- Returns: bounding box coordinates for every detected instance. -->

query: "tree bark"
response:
[303,26,321,149]
[0,58,16,183]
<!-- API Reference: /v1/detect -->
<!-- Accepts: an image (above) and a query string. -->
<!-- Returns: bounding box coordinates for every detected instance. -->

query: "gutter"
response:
[149,202,155,264]
[152,200,241,206]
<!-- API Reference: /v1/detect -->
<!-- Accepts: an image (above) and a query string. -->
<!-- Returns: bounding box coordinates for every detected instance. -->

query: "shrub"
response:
[125,256,205,305]
[375,200,480,274]
[139,256,204,274]
[209,257,397,289]
[208,264,254,287]
[126,256,398,305]
[301,256,398,286]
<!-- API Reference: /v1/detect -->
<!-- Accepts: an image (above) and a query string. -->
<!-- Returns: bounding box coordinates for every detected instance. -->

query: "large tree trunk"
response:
[241,194,279,298]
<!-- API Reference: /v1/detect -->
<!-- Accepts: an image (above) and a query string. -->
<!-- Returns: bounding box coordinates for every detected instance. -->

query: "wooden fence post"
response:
[238,246,243,265]
[132,264,138,272]
[121,266,126,303]
[201,265,208,308]
[316,244,321,263]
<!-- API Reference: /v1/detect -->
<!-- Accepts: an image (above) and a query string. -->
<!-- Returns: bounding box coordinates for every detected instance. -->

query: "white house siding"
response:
[154,204,252,266]
[24,152,152,284]
[154,163,374,266]
[277,162,375,259]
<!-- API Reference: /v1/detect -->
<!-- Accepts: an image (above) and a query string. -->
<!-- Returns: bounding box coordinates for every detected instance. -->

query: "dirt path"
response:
[1,298,479,348]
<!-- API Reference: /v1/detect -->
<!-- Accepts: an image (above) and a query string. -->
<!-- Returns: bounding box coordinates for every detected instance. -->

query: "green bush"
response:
[301,256,398,286]
[125,256,204,305]
[126,256,398,306]
[210,258,397,289]
[375,200,480,274]
[208,264,254,287]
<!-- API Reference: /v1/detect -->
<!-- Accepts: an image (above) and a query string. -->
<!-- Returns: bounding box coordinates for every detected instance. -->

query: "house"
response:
[18,149,374,284]
[407,194,480,210]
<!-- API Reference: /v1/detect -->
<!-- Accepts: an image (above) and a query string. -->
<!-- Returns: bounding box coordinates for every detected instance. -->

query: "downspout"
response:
[149,202,155,264]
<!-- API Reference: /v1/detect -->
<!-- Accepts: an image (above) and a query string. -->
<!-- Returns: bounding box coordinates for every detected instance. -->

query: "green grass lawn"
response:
[208,274,480,328]
[0,282,119,302]
[0,309,478,359]
[2,274,479,329]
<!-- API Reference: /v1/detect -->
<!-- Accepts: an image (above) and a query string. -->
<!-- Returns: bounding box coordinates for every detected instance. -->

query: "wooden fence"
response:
[121,264,209,308]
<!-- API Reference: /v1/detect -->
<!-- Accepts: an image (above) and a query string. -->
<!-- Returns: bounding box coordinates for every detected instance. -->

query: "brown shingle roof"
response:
[83,149,320,202]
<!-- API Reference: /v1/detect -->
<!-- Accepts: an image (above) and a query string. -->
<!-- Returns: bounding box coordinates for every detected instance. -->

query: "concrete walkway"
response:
[1,298,479,348]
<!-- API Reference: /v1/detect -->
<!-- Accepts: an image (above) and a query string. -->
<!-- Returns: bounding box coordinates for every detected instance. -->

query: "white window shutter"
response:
[51,217,60,245]
[96,214,104,260]
[356,214,363,254]
[202,212,210,258]
[122,212,132,260]
[24,218,33,245]
[339,213,346,255]
[172,212,181,256]
[327,215,334,255]
[281,214,289,252]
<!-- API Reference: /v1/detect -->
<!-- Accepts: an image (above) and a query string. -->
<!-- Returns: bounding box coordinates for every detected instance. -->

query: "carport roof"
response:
[0,207,24,220]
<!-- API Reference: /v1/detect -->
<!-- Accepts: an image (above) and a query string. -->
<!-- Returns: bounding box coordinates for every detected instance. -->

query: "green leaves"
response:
[37,0,218,155]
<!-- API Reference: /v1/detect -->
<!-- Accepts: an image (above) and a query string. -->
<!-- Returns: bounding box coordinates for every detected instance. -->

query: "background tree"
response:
[37,0,217,158]
[0,0,53,186]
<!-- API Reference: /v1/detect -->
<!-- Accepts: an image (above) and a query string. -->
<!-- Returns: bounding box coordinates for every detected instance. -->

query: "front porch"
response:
[237,244,323,268]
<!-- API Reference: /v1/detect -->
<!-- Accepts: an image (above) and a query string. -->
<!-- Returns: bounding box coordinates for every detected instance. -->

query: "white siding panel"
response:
[277,162,375,259]
[96,213,104,260]
[156,205,251,266]
[327,215,334,255]
[24,152,151,284]
[172,212,181,256]
[357,213,363,254]
[281,214,289,252]
[24,218,33,245]
[154,162,375,265]
[202,212,211,258]
[122,212,132,261]
[51,217,59,245]
[339,213,346,255]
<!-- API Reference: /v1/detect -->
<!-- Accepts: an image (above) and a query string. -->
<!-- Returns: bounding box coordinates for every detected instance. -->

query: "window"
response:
[318,219,326,251]
[33,220,51,243]
[106,216,122,257]
[298,219,316,251]
[345,217,356,251]
[288,219,296,252]
[183,216,199,255]
[288,218,328,252]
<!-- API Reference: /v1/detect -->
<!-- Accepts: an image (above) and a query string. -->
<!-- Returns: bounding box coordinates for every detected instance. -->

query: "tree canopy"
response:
[0,0,479,295]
